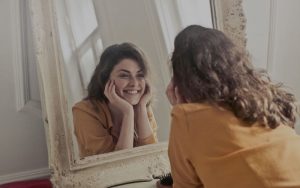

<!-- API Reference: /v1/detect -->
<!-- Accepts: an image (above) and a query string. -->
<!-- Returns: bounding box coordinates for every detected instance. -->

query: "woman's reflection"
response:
[72,43,158,158]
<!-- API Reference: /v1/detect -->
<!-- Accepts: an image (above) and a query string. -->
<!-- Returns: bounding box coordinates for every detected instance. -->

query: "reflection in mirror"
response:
[53,0,213,161]
[72,43,159,158]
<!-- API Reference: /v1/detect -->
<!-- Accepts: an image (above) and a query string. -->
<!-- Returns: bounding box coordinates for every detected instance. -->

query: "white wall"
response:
[271,0,300,132]
[243,0,271,70]
[0,0,49,184]
[271,0,300,100]
[243,0,300,132]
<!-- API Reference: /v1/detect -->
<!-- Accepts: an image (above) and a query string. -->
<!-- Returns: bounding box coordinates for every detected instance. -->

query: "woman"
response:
[73,43,157,158]
[166,25,300,188]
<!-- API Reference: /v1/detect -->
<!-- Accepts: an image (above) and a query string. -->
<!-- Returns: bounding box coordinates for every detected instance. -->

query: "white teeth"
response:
[125,90,138,94]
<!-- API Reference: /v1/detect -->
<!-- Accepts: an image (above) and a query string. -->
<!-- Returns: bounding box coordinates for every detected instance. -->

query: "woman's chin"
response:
[124,98,141,106]
[129,100,140,106]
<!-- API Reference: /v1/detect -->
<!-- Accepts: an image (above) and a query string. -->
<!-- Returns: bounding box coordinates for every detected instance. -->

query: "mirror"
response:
[28,0,247,186]
[52,0,214,162]
[53,0,171,160]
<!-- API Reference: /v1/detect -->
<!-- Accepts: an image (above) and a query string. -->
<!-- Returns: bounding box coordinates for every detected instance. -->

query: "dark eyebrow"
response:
[118,69,144,73]
[118,69,131,73]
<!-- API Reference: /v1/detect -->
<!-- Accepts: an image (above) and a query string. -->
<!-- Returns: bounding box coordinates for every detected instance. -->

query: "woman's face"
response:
[109,58,146,105]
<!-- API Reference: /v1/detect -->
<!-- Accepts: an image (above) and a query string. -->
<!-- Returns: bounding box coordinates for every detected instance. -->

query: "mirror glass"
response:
[52,0,213,161]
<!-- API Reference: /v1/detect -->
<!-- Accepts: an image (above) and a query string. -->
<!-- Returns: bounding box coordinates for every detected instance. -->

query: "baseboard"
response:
[0,167,50,184]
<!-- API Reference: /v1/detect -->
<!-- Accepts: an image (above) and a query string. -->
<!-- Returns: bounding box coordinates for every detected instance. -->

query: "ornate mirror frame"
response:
[211,0,247,47]
[28,0,246,187]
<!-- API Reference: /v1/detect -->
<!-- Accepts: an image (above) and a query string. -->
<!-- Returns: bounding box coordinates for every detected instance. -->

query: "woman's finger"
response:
[110,81,122,101]
[106,80,116,102]
[104,80,111,98]
[108,80,114,94]
[111,84,117,99]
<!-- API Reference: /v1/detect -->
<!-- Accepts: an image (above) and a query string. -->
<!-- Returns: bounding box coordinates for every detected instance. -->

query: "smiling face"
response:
[109,58,146,105]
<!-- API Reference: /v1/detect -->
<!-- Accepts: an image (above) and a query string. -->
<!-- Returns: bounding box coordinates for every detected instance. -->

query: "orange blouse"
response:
[169,103,300,188]
[72,100,157,158]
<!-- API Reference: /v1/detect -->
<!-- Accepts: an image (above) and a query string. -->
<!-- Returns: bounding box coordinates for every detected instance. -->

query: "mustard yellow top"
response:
[169,103,300,188]
[72,100,158,158]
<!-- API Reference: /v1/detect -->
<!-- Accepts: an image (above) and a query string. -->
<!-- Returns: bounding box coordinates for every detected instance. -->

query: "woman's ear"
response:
[174,87,185,104]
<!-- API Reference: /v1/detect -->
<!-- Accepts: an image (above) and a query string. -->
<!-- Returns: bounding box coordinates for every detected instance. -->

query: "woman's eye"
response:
[118,74,130,78]
[137,74,145,78]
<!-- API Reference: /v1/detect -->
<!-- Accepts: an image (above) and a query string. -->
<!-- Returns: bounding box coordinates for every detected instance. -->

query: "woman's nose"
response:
[129,77,139,86]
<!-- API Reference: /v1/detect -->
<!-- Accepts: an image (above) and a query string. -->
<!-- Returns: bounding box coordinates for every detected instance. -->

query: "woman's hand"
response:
[134,82,154,142]
[104,80,133,115]
[166,78,185,105]
[105,80,135,151]
[138,82,152,107]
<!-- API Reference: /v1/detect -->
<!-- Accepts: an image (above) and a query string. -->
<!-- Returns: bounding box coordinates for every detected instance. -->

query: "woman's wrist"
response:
[134,104,148,113]
[122,107,134,117]
[136,101,148,108]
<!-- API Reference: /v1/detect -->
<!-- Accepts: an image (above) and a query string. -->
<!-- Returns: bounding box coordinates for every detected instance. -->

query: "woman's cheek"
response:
[113,80,126,95]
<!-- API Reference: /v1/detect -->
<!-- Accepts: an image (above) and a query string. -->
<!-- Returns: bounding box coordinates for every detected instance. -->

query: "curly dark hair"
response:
[171,25,298,128]
[86,43,150,108]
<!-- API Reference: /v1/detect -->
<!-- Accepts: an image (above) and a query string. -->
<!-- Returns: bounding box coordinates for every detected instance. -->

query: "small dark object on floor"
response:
[154,173,173,188]
[158,173,173,186]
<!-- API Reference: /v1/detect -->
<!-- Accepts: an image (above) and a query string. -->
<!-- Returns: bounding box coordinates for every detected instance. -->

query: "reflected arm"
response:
[114,109,135,151]
[135,105,157,145]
